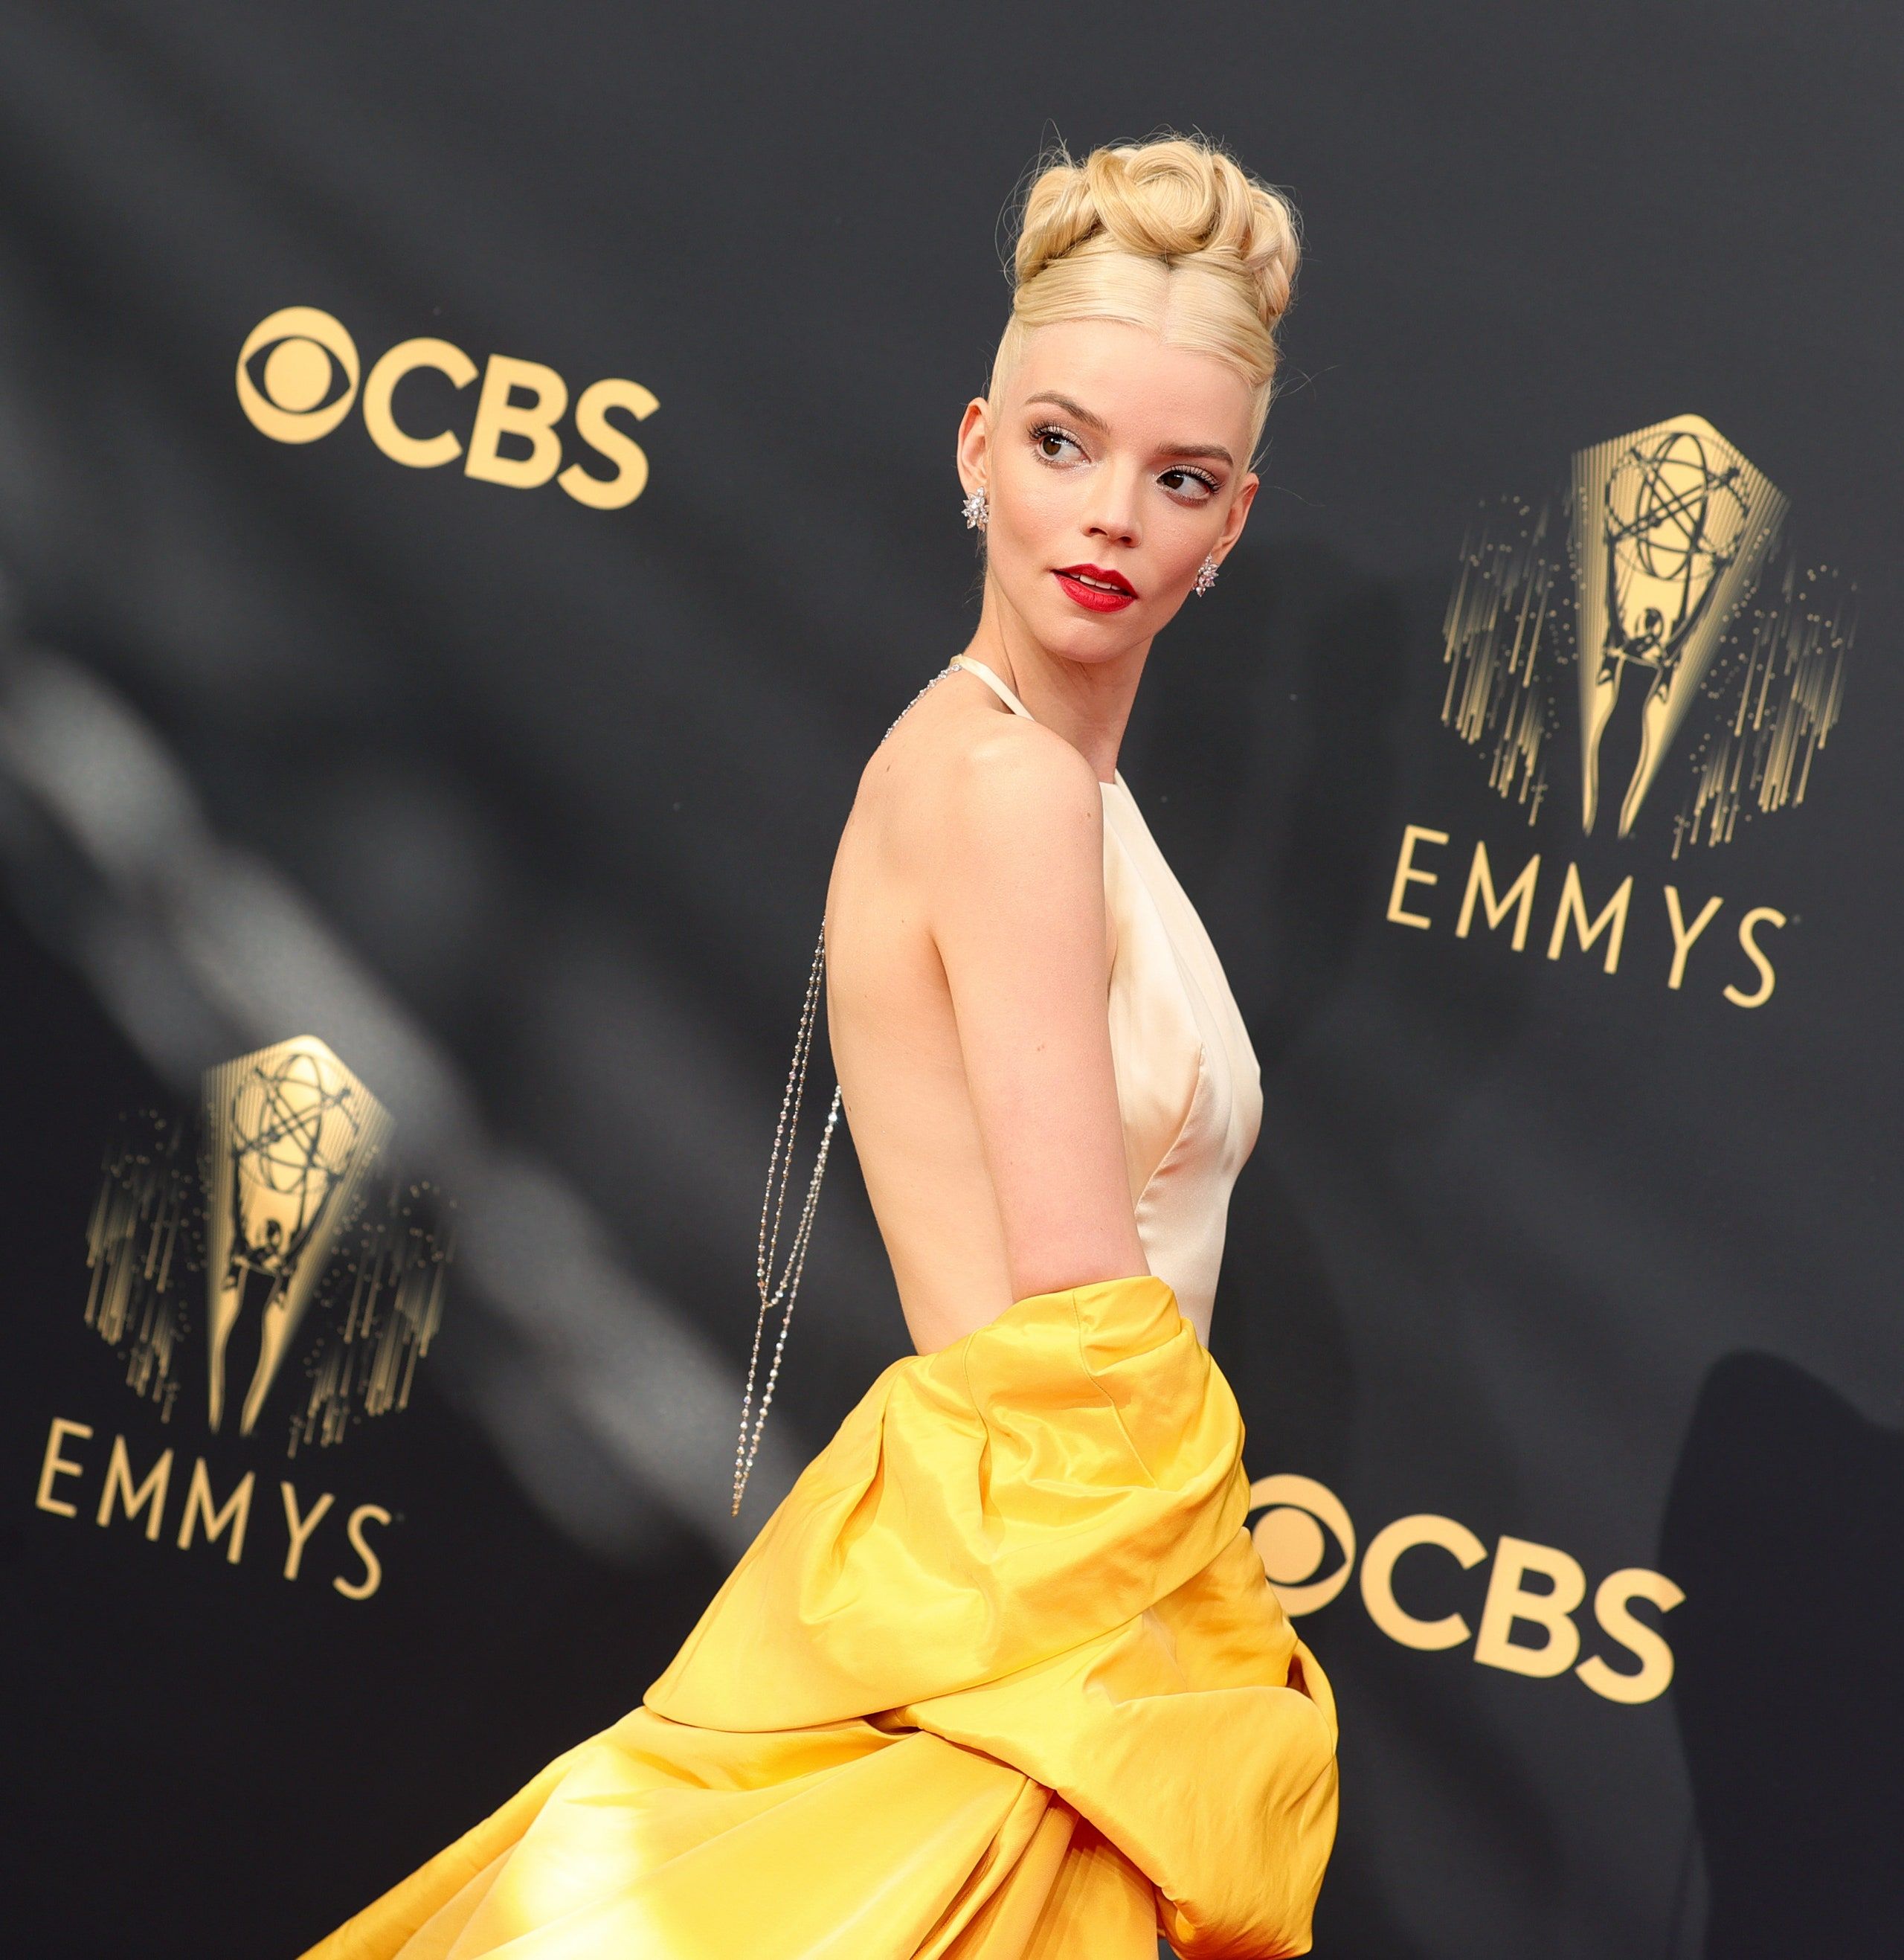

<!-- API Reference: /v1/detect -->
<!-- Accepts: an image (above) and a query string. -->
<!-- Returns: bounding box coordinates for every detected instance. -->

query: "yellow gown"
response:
[303,659,1339,1958]
[303,1277,1337,1959]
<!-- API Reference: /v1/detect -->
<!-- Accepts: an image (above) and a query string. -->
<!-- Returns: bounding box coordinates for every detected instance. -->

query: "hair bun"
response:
[1012,136,1301,335]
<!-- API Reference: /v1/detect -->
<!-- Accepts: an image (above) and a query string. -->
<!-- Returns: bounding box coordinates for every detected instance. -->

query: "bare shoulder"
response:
[943,709,1101,849]
[862,675,1103,889]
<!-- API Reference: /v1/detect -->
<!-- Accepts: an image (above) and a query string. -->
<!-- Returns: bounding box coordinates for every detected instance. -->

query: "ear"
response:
[1208,469,1259,567]
[956,397,991,495]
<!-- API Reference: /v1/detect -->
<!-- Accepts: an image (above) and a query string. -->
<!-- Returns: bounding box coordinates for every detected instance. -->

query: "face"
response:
[956,318,1259,665]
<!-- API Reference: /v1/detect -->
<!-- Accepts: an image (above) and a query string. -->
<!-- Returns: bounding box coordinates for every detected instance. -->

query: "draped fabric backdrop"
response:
[3,5,1898,1956]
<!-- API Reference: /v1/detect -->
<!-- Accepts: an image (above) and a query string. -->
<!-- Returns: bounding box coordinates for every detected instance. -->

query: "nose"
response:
[1081,460,1142,549]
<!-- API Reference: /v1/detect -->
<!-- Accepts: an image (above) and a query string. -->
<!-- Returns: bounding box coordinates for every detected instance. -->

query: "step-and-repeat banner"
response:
[3,7,1897,1956]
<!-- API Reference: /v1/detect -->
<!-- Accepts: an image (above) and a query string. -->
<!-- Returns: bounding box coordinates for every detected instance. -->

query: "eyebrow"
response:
[1022,391,1235,468]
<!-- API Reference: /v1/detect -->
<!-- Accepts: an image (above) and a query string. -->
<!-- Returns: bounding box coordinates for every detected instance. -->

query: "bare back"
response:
[823,663,1143,1355]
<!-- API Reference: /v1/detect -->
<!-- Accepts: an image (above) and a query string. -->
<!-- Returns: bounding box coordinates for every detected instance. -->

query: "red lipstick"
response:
[1053,563,1139,613]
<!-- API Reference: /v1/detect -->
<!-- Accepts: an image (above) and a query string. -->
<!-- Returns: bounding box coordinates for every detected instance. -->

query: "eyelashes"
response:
[1159,464,1221,498]
[1030,422,1084,464]
[1028,422,1220,500]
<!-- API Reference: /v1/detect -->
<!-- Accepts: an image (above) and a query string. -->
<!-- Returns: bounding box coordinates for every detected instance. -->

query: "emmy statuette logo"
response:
[30,1036,455,1602]
[202,1038,393,1439]
[1383,413,1856,1006]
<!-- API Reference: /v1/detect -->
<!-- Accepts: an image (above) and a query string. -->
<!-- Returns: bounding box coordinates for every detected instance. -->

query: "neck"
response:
[962,577,1148,785]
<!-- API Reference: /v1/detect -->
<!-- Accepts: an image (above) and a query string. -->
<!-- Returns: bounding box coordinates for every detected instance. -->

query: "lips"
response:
[1053,563,1139,613]
[1060,562,1136,595]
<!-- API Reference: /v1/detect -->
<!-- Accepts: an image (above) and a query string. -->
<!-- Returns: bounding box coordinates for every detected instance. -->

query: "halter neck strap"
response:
[951,653,1035,721]
[949,653,1129,794]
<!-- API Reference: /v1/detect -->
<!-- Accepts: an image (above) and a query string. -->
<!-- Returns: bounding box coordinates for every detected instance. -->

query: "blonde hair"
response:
[990,135,1303,457]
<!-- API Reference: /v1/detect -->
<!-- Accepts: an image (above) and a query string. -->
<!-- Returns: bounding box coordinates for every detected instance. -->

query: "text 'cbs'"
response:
[237,305,656,510]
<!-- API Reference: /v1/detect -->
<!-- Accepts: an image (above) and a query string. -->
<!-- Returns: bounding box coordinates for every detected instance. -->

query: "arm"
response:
[929,722,1148,1302]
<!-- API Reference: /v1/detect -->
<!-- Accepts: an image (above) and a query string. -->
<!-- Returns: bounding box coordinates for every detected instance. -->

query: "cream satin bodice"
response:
[951,655,1264,1333]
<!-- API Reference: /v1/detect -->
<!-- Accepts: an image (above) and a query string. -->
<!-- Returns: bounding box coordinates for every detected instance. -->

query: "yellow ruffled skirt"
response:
[301,1275,1339,1959]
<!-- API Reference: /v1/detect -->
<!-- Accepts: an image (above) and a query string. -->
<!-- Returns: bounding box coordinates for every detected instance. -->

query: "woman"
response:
[304,133,1339,1960]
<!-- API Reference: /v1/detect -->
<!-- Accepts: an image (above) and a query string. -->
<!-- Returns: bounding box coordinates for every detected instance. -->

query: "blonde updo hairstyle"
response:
[990,135,1302,460]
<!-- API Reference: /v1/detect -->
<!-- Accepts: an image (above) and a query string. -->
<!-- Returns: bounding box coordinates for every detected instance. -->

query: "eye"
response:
[1030,422,1086,464]
[1158,465,1220,503]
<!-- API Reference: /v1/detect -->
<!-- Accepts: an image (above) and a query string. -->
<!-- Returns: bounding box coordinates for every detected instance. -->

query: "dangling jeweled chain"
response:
[732,658,965,1514]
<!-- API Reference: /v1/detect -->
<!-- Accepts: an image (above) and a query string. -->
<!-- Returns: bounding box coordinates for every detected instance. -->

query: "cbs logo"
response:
[236,306,656,510]
[1248,1474,1685,1706]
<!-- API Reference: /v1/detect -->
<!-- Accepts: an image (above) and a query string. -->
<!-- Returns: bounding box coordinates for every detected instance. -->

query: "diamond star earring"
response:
[962,486,988,531]
[1192,553,1220,597]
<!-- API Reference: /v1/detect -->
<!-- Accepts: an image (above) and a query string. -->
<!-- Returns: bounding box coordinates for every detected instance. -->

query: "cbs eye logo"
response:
[1247,1473,1685,1706]
[236,306,657,510]
[1250,1474,1359,1615]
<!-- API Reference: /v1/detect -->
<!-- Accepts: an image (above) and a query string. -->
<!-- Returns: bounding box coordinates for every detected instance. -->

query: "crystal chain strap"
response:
[731,658,964,1514]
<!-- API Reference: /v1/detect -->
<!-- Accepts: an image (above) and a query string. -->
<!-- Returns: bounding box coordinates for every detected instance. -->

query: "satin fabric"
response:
[949,653,1265,1335]
[301,1276,1338,1959]
[1099,769,1263,1332]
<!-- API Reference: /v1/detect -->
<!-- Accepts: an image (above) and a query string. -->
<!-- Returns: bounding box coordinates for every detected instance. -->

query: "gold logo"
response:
[1441,413,1851,852]
[1250,1474,1357,1614]
[83,1035,453,1452]
[30,1039,451,1601]
[204,1038,390,1436]
[1248,1474,1683,1706]
[236,306,361,443]
[236,306,658,509]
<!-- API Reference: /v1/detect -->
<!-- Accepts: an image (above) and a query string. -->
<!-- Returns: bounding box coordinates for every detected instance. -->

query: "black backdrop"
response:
[4,5,1900,1956]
